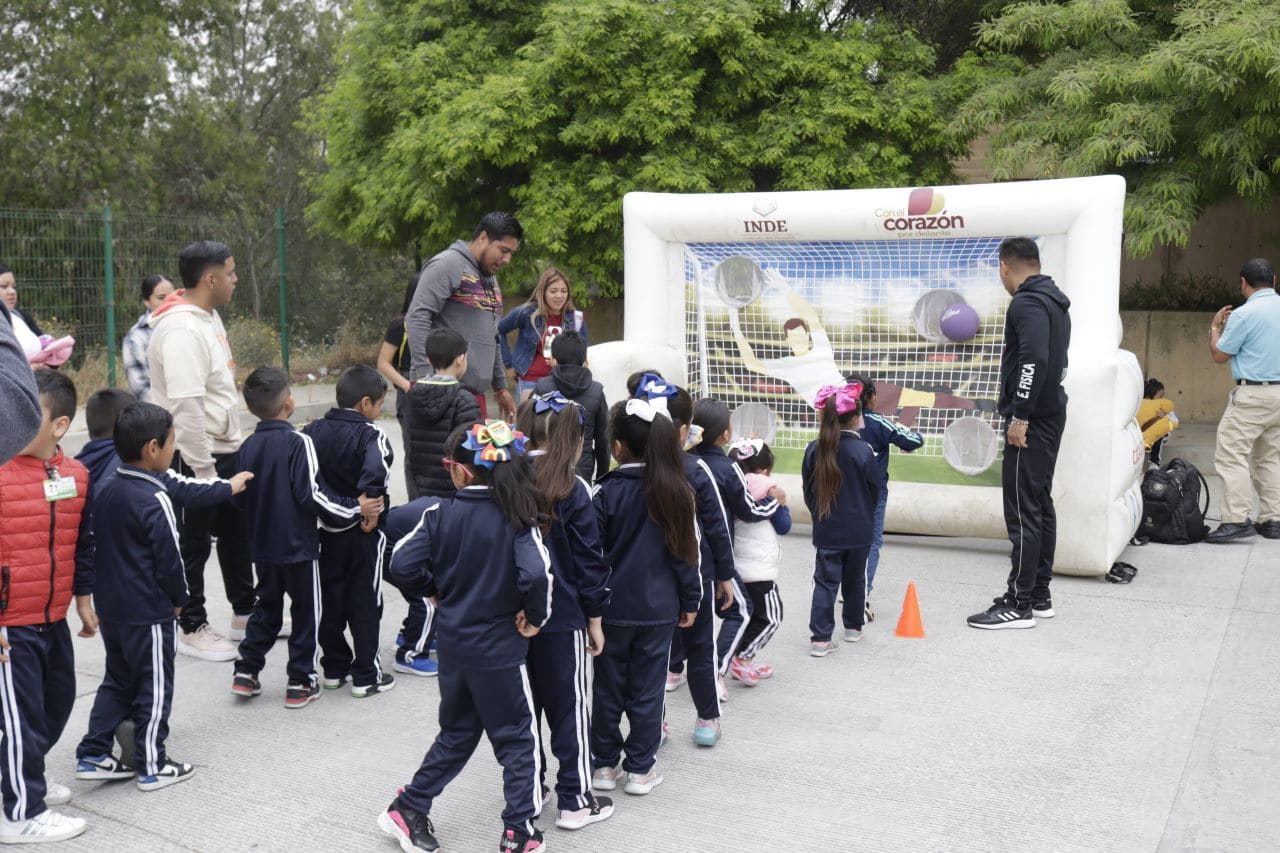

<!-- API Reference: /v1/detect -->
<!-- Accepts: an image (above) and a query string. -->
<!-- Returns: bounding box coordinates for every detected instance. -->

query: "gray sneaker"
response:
[843,628,863,643]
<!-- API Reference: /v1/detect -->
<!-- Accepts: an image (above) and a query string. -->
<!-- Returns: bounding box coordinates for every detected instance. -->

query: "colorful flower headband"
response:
[532,390,583,423]
[813,382,864,415]
[729,437,765,460]
[461,420,528,468]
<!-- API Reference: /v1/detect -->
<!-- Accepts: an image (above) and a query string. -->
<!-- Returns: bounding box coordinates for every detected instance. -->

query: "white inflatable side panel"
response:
[587,341,686,415]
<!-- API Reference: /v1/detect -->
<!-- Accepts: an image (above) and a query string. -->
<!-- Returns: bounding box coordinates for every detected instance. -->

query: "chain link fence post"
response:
[103,205,117,386]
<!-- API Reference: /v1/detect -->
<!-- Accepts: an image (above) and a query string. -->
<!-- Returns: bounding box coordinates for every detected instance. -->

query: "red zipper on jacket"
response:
[44,462,57,623]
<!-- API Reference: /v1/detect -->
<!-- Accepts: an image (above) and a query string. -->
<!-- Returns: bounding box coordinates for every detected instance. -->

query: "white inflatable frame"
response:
[589,176,1143,576]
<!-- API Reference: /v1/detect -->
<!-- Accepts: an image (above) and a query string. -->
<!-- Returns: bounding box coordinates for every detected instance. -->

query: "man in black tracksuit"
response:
[968,237,1072,630]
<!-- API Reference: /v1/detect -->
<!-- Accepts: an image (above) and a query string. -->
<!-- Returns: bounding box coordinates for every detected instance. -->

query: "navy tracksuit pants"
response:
[400,661,540,834]
[667,579,720,721]
[736,581,784,661]
[714,574,752,673]
[318,529,384,687]
[398,595,434,661]
[592,623,669,775]
[77,621,175,776]
[0,621,75,822]
[810,546,869,642]
[527,630,595,811]
[235,560,320,685]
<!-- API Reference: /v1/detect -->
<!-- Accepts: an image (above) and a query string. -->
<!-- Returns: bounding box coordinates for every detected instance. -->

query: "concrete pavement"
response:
[46,416,1279,852]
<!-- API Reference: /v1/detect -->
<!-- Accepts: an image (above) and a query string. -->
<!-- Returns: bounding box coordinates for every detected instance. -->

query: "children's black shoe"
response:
[377,796,440,852]
[499,826,545,852]
[966,596,1035,630]
[352,672,396,698]
[284,680,320,709]
[555,795,614,830]
[231,672,262,697]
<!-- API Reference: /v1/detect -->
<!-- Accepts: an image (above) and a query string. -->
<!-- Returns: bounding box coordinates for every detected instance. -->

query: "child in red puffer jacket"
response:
[0,370,96,844]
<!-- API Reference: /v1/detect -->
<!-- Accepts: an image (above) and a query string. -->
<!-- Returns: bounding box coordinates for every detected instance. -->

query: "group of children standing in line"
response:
[0,331,921,851]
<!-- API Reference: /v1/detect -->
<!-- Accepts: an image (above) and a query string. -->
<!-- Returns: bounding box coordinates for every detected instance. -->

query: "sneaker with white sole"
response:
[809,640,838,657]
[43,781,70,806]
[499,827,545,852]
[693,718,721,747]
[322,674,349,690]
[378,796,440,852]
[967,596,1035,630]
[177,624,237,662]
[136,759,195,792]
[75,753,135,782]
[231,672,262,697]
[1032,598,1055,618]
[277,618,292,639]
[393,650,439,677]
[352,673,396,698]
[844,628,863,643]
[591,765,623,792]
[0,809,86,843]
[623,766,663,795]
[555,796,614,830]
[749,660,773,679]
[284,681,320,709]
[728,657,759,687]
[864,601,875,623]
[665,671,686,692]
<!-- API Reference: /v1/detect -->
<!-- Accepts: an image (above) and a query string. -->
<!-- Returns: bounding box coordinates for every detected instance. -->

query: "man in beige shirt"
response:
[148,241,256,660]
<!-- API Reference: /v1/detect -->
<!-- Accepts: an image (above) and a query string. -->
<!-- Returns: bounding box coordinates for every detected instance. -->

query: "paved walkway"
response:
[48,418,1278,851]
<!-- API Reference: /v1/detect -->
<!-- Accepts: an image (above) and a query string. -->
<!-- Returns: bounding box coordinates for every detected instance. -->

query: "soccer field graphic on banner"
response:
[595,176,1143,576]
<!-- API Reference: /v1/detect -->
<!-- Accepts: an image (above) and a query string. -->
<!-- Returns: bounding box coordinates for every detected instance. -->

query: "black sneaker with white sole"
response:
[378,796,440,852]
[352,672,396,698]
[556,796,614,830]
[136,759,195,791]
[967,597,1035,630]
[1032,598,1055,618]
[75,753,135,781]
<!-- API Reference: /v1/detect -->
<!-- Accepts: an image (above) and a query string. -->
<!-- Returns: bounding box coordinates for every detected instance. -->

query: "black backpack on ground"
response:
[1137,458,1210,545]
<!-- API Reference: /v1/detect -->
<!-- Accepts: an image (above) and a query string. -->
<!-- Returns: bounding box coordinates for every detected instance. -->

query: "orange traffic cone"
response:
[895,582,925,639]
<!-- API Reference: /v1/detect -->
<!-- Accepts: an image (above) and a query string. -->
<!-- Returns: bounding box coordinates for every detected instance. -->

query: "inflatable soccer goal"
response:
[592,176,1142,576]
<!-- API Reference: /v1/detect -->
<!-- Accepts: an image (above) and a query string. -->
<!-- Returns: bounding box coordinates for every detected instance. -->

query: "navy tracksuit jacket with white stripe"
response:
[688,445,779,672]
[591,465,702,775]
[76,465,232,775]
[388,486,553,833]
[235,419,363,685]
[301,409,393,688]
[527,477,611,811]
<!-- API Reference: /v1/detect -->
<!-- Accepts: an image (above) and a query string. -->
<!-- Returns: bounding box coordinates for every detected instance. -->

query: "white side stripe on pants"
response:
[0,627,28,821]
[145,623,165,775]
[518,664,542,819]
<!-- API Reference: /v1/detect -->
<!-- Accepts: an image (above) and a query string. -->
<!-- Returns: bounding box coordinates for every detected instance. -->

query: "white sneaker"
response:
[623,767,663,795]
[843,628,863,643]
[227,614,249,641]
[0,809,87,843]
[137,760,195,792]
[43,781,70,806]
[591,765,623,792]
[177,624,237,662]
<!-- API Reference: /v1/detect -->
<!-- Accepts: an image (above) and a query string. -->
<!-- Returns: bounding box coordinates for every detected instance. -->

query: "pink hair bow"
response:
[813,382,863,415]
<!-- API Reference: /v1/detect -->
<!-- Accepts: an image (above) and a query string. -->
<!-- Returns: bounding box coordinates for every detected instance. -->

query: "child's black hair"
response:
[113,402,173,463]
[35,369,77,421]
[85,388,138,440]
[243,366,290,420]
[609,401,698,565]
[516,396,584,522]
[446,424,541,530]
[336,364,387,409]
[692,398,731,450]
[426,328,468,371]
[550,330,587,367]
[846,372,877,411]
[733,442,775,475]
[1144,378,1165,399]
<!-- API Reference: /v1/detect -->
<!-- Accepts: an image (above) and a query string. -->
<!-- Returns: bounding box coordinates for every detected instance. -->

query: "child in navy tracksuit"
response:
[516,392,613,830]
[848,374,923,620]
[688,398,782,676]
[75,388,138,490]
[301,365,395,698]
[590,400,701,797]
[381,421,553,853]
[74,403,247,792]
[230,368,375,709]
[801,381,886,656]
[635,374,733,748]
[384,499,440,678]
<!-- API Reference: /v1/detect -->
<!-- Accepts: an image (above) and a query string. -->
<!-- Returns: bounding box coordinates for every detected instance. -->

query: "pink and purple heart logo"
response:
[908,188,946,216]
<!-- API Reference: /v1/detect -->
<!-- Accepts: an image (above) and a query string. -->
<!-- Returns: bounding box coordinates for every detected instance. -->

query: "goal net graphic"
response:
[681,238,1010,483]
[605,177,1143,576]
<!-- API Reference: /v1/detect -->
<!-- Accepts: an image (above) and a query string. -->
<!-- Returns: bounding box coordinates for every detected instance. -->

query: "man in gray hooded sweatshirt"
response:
[405,212,522,421]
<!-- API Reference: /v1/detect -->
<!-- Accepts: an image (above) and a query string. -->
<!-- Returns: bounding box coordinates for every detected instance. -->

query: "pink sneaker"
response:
[749,660,773,679]
[728,657,759,686]
[665,671,686,692]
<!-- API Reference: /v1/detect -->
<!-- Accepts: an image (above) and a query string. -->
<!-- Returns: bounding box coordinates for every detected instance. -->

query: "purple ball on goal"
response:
[939,302,980,342]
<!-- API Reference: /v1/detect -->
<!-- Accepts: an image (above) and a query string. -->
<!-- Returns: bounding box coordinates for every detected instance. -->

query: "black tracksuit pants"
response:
[318,529,384,687]
[735,580,783,661]
[592,623,669,775]
[398,596,434,660]
[527,630,595,812]
[174,450,256,632]
[0,621,75,822]
[400,660,540,835]
[1002,411,1066,608]
[668,579,720,721]
[77,621,175,776]
[714,574,752,675]
[235,560,320,685]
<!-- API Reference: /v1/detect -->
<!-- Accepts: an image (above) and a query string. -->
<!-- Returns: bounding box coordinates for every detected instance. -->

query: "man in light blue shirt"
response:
[1207,257,1280,542]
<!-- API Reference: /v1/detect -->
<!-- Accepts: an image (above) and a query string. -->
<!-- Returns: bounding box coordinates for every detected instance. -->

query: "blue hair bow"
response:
[532,391,584,423]
[635,373,677,402]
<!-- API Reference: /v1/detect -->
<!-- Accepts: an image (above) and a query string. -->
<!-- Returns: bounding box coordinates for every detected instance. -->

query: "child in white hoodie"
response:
[726,440,792,686]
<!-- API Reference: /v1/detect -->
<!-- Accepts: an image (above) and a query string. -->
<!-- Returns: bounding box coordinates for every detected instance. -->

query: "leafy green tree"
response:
[309,0,972,296]
[953,0,1280,255]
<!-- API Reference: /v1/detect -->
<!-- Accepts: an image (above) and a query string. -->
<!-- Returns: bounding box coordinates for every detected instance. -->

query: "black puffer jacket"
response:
[405,375,481,498]
[534,365,610,482]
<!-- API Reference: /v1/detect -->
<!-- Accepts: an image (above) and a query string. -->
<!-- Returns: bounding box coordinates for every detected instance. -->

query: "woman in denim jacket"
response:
[499,267,589,400]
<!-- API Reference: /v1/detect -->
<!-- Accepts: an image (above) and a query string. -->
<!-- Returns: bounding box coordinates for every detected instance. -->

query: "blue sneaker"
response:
[75,753,134,781]
[693,718,721,747]
[396,633,437,653]
[393,650,438,677]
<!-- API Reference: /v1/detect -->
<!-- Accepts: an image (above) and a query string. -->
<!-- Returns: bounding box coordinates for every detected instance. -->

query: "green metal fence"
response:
[0,206,294,385]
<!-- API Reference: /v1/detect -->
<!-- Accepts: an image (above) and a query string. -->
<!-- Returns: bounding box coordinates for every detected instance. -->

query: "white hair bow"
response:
[625,397,670,422]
